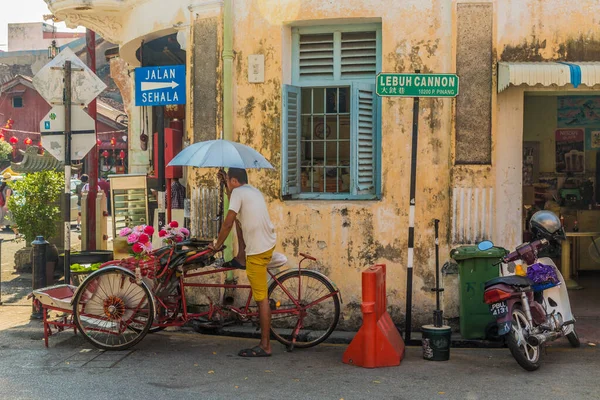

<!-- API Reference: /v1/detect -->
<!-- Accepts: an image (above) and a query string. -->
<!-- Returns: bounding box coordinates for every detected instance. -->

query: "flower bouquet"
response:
[117,224,158,279]
[158,221,190,246]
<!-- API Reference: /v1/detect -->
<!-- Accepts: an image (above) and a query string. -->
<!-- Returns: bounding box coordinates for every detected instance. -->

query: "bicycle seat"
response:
[223,252,288,270]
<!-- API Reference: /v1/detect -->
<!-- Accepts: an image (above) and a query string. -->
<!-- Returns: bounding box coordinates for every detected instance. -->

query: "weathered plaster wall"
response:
[230,0,454,329]
[497,0,600,62]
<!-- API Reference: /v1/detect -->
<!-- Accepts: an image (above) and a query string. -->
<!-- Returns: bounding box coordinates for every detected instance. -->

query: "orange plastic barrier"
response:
[343,264,405,368]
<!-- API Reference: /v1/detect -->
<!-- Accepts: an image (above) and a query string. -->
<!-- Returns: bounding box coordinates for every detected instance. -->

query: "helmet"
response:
[529,211,566,241]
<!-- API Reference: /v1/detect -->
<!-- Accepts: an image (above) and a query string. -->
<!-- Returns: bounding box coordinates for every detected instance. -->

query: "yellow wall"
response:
[229,0,454,327]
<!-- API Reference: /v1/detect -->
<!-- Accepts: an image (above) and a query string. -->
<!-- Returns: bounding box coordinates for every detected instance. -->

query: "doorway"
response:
[522,92,600,344]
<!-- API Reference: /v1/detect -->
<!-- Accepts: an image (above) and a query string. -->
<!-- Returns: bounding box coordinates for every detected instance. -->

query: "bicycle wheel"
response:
[268,270,340,349]
[73,267,154,351]
[147,283,182,333]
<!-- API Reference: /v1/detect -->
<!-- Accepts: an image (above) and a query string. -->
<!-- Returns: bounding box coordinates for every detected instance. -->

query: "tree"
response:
[7,171,64,243]
[0,141,12,162]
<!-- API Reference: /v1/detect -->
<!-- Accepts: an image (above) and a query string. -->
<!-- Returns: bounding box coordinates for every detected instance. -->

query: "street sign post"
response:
[40,106,96,161]
[375,71,459,344]
[33,48,107,286]
[32,47,106,106]
[376,73,459,97]
[134,65,186,106]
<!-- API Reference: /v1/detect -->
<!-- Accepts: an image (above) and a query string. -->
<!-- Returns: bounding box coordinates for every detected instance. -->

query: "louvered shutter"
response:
[351,83,376,194]
[282,85,301,196]
[341,31,377,79]
[298,33,334,79]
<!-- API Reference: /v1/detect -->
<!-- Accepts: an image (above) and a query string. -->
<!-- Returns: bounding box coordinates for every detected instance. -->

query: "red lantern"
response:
[9,136,18,145]
[0,133,4,141]
[110,136,116,147]
[24,137,32,146]
[7,119,14,126]
[102,150,110,158]
[119,150,126,160]
[96,139,102,147]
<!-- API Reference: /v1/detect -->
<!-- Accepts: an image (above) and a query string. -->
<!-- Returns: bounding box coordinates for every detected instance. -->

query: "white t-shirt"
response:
[228,184,276,256]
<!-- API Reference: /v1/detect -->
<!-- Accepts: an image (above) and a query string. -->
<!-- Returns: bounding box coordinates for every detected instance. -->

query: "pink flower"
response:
[175,236,183,243]
[141,242,153,252]
[180,228,190,237]
[119,227,132,237]
[169,221,179,228]
[127,233,140,244]
[134,225,145,232]
[144,225,155,235]
[159,229,167,237]
[138,233,150,244]
[132,242,144,254]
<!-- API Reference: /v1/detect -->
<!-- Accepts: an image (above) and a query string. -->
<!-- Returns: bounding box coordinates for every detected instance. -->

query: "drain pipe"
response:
[222,0,235,296]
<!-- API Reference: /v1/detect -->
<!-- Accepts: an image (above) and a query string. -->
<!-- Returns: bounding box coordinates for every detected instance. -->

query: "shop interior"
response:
[522,93,600,330]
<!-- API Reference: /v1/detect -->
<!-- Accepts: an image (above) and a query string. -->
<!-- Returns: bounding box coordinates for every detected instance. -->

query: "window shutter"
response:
[341,31,377,79]
[282,85,301,196]
[298,33,334,79]
[351,83,376,194]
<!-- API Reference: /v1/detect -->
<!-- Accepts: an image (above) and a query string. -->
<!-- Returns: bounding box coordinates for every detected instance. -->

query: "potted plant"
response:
[7,170,63,274]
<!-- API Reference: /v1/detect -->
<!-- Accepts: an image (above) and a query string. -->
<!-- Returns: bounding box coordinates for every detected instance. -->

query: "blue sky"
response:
[0,0,84,51]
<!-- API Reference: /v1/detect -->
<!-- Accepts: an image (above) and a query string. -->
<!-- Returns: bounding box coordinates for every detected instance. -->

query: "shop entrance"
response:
[522,92,600,344]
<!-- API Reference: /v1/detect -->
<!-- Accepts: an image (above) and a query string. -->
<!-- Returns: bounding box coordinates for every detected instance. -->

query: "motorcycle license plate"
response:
[490,301,508,317]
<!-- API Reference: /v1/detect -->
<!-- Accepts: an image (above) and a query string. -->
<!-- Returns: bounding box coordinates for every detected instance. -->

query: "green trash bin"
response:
[450,245,508,340]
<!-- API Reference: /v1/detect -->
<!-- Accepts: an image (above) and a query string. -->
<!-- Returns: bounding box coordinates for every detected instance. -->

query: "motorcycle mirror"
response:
[477,240,494,251]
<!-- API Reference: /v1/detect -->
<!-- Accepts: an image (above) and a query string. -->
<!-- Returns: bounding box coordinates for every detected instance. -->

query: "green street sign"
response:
[376,73,459,97]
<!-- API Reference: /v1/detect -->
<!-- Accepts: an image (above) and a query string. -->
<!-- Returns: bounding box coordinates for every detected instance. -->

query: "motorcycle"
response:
[481,238,580,371]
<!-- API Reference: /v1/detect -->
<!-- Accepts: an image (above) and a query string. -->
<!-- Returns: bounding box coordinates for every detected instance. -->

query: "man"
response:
[209,168,276,357]
[171,177,185,209]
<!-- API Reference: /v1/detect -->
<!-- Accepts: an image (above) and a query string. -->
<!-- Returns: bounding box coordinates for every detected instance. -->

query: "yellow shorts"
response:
[246,247,275,302]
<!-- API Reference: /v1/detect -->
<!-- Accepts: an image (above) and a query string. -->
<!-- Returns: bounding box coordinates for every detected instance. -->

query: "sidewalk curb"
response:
[190,322,506,349]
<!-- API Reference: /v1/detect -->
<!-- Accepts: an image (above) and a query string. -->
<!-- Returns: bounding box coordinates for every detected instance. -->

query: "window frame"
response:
[12,96,23,108]
[285,23,382,200]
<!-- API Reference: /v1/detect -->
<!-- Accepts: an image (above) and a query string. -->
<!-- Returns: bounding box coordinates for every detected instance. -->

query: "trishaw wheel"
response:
[72,267,154,351]
[268,270,340,349]
[131,284,182,334]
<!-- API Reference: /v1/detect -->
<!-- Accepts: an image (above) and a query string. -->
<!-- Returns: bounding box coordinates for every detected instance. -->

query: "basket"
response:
[118,255,163,279]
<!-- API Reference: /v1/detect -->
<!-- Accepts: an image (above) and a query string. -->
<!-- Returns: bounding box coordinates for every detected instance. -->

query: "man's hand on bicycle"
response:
[208,242,224,253]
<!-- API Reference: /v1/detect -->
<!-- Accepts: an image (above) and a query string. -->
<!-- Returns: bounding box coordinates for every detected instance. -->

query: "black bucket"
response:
[421,325,452,361]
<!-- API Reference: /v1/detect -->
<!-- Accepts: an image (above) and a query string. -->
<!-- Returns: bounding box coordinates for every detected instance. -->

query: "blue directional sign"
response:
[135,65,186,106]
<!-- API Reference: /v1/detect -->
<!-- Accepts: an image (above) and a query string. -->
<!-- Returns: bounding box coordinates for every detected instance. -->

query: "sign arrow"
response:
[141,81,179,91]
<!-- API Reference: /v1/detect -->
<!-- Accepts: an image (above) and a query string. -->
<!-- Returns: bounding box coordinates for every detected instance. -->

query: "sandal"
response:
[238,346,271,357]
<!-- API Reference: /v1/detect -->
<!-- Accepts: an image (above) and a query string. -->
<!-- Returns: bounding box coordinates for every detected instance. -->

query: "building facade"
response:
[45,0,600,331]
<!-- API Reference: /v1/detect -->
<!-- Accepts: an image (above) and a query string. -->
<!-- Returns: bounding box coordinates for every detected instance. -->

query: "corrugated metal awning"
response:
[498,62,600,92]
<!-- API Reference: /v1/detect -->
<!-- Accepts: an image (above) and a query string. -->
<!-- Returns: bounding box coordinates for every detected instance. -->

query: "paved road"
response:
[0,315,597,400]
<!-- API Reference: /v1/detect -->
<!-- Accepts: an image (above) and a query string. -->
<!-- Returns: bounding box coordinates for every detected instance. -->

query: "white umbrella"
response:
[167,139,274,169]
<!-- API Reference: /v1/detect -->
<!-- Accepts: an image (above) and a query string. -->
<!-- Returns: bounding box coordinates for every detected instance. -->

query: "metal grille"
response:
[452,187,493,244]
[191,186,220,240]
[300,87,351,194]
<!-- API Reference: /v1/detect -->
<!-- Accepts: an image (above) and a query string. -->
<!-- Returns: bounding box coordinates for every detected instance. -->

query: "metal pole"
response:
[64,60,72,285]
[31,236,48,319]
[405,70,420,344]
[156,106,166,192]
[432,219,444,328]
[85,29,98,250]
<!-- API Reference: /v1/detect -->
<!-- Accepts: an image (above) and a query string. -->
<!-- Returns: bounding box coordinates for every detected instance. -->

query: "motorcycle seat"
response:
[485,275,533,289]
